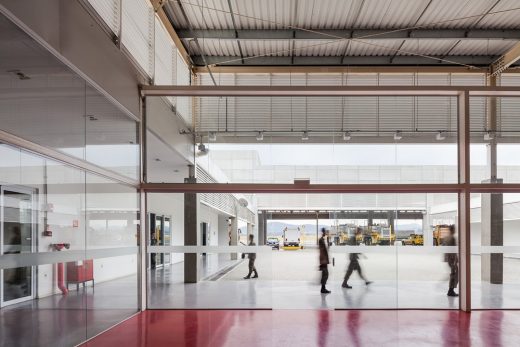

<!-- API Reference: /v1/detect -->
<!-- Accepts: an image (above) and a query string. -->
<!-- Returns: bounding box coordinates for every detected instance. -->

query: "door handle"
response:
[25,238,32,241]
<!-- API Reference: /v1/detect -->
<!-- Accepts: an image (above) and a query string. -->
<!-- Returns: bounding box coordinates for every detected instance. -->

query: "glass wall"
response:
[471,192,520,309]
[0,143,139,346]
[0,12,140,346]
[146,192,458,310]
[0,14,139,181]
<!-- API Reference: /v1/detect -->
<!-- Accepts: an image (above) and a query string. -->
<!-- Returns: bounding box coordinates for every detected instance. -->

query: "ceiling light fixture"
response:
[302,131,309,141]
[484,131,495,141]
[393,131,402,141]
[256,131,264,141]
[208,132,217,142]
[436,131,446,141]
[343,131,351,141]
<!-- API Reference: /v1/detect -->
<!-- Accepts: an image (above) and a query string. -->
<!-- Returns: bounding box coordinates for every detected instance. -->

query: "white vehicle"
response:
[282,227,302,249]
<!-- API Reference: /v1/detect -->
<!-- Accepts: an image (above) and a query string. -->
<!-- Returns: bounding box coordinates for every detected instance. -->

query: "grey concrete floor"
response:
[148,249,520,309]
[0,275,138,347]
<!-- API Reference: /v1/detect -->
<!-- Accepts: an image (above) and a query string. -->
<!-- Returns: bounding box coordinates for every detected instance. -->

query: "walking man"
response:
[443,225,458,297]
[342,228,372,289]
[244,234,258,279]
[319,228,331,294]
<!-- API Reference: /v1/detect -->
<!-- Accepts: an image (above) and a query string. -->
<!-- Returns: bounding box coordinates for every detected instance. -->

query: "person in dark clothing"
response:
[244,234,258,279]
[319,228,331,294]
[342,228,372,289]
[443,225,459,297]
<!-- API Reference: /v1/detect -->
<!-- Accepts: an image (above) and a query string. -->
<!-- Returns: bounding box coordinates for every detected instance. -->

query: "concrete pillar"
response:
[229,217,238,260]
[184,165,199,283]
[481,179,503,284]
[217,215,229,246]
[480,75,503,284]
[258,212,267,245]
[387,211,395,234]
[367,210,374,226]
[424,194,434,247]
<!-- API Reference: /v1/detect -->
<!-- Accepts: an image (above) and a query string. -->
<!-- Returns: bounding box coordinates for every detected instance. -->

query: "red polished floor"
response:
[83,309,520,347]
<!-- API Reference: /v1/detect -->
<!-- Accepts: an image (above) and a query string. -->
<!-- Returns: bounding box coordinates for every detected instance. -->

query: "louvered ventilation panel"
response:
[88,0,120,34]
[176,55,192,126]
[121,0,154,77]
[193,72,518,136]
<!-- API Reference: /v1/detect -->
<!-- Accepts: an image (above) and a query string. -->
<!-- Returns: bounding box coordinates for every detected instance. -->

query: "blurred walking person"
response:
[443,225,458,297]
[243,234,258,279]
[319,228,331,294]
[342,228,372,289]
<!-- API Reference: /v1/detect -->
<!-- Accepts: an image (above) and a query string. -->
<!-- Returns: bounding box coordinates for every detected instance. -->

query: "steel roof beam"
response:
[140,85,520,97]
[191,55,501,66]
[178,29,520,40]
[491,42,520,76]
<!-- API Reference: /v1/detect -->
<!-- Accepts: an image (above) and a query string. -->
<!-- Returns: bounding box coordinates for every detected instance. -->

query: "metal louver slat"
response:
[121,0,154,77]
[87,0,120,34]
[499,97,520,132]
[416,96,455,131]
[176,54,192,126]
[154,18,174,86]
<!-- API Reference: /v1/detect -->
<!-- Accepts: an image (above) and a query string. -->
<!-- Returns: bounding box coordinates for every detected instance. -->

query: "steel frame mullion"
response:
[458,90,471,312]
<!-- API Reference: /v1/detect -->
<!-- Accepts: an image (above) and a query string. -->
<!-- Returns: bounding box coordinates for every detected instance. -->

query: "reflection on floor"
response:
[83,309,520,347]
[0,275,137,347]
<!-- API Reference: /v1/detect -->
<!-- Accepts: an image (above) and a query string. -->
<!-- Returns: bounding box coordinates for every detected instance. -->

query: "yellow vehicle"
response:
[433,225,451,246]
[356,226,380,246]
[376,226,396,245]
[331,224,356,245]
[402,234,424,246]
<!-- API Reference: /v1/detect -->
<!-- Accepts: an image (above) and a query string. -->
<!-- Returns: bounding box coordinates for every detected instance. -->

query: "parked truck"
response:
[433,224,452,246]
[282,227,303,250]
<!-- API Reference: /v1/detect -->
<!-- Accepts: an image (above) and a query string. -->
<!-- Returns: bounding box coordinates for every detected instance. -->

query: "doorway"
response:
[1,185,36,307]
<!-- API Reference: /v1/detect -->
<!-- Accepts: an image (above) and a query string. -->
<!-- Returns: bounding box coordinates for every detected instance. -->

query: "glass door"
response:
[1,186,36,307]
[163,217,171,265]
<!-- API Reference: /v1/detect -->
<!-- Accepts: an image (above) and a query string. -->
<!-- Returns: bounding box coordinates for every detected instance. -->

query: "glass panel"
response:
[85,85,139,180]
[147,192,460,310]
[85,173,139,339]
[0,143,88,345]
[470,96,520,184]
[471,192,520,309]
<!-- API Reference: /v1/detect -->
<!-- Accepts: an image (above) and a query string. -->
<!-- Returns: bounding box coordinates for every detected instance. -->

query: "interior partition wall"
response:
[0,12,141,346]
[142,87,520,312]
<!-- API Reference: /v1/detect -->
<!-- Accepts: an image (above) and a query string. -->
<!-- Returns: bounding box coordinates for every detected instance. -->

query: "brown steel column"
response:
[481,74,503,284]
[184,165,199,283]
[458,91,471,312]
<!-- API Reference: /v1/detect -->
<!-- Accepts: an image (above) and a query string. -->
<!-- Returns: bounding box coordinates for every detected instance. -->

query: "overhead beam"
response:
[140,85,520,97]
[491,42,520,76]
[177,29,520,41]
[191,55,500,66]
[142,182,520,194]
[193,65,520,74]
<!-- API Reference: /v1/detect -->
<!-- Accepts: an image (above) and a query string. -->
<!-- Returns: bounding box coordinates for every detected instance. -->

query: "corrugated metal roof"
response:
[188,37,516,59]
[399,40,456,56]
[347,40,404,56]
[476,0,520,29]
[173,0,520,30]
[450,40,517,56]
[240,40,291,57]
[293,39,348,56]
